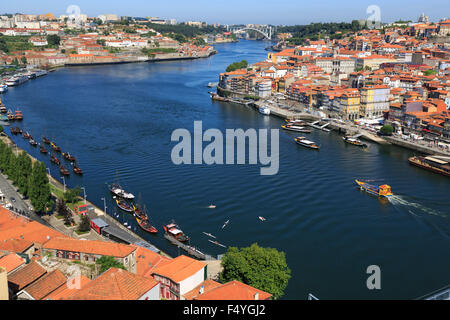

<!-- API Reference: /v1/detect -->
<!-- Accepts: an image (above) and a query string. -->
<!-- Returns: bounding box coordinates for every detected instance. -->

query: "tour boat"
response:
[294,137,320,150]
[59,165,70,176]
[29,139,38,147]
[50,154,60,165]
[343,136,367,148]
[408,156,450,177]
[258,106,271,115]
[50,142,61,152]
[355,180,393,198]
[73,164,83,175]
[42,136,50,144]
[163,221,190,242]
[0,104,6,113]
[136,217,158,234]
[114,197,134,212]
[14,110,23,121]
[5,75,28,87]
[109,183,135,200]
[39,145,48,154]
[63,152,76,162]
[285,119,306,125]
[0,84,7,93]
[281,125,312,133]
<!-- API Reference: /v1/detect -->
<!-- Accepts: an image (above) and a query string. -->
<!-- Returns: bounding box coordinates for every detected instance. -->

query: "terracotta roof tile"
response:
[23,269,67,300]
[0,253,25,273]
[183,279,222,300]
[7,261,47,291]
[45,275,91,300]
[151,255,206,283]
[0,239,34,253]
[195,280,272,300]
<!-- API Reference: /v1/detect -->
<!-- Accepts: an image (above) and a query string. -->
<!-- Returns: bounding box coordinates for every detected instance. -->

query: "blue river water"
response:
[2,40,449,299]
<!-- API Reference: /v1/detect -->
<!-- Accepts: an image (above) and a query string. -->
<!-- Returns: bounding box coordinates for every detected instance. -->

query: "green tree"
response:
[28,161,53,214]
[225,60,248,72]
[77,214,91,233]
[220,243,291,299]
[380,124,394,136]
[96,256,126,274]
[423,69,437,76]
[21,56,27,65]
[47,34,61,46]
[64,186,81,204]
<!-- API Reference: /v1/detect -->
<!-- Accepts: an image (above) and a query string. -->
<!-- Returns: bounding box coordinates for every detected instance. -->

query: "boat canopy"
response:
[424,156,448,165]
[300,140,315,144]
[169,228,182,235]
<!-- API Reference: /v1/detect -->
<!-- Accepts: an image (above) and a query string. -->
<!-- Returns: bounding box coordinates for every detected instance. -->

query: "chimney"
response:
[254,292,259,300]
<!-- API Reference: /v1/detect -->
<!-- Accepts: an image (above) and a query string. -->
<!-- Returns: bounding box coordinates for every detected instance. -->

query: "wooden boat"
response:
[408,156,450,177]
[42,136,50,144]
[0,105,6,113]
[63,152,76,162]
[50,142,61,152]
[114,197,134,212]
[109,183,135,200]
[136,217,158,233]
[285,119,307,126]
[343,136,367,148]
[281,125,312,133]
[50,154,60,165]
[355,180,393,198]
[39,145,48,154]
[29,139,38,147]
[163,221,189,242]
[73,164,83,175]
[14,110,23,121]
[59,165,70,176]
[294,137,320,150]
[10,127,20,135]
[7,110,14,121]
[22,131,31,140]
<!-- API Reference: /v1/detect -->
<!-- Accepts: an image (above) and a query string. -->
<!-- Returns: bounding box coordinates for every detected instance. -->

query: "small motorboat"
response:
[73,164,83,175]
[59,165,70,176]
[114,197,134,212]
[208,204,216,209]
[29,139,38,147]
[42,136,50,144]
[63,152,76,162]
[222,220,229,229]
[22,131,32,140]
[202,232,216,239]
[50,154,60,165]
[343,136,367,148]
[51,142,61,152]
[294,137,320,150]
[258,106,271,115]
[163,221,189,242]
[355,180,393,198]
[258,216,266,222]
[40,145,48,154]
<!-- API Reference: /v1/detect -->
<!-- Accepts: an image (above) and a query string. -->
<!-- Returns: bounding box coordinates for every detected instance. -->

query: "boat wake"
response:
[388,195,449,219]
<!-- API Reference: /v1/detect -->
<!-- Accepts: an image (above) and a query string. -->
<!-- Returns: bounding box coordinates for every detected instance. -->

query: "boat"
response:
[50,153,60,165]
[14,110,23,121]
[10,127,21,135]
[22,131,31,139]
[408,156,450,177]
[73,164,83,175]
[222,220,229,229]
[39,145,48,154]
[109,183,135,200]
[294,137,320,150]
[7,110,14,121]
[34,70,48,78]
[136,217,158,233]
[63,152,76,162]
[59,165,70,176]
[202,232,216,239]
[42,136,50,144]
[0,84,8,93]
[355,180,393,198]
[285,119,306,125]
[5,75,28,87]
[208,204,216,209]
[258,106,271,115]
[343,136,367,148]
[281,125,312,133]
[207,82,218,88]
[114,197,134,212]
[0,105,6,113]
[163,221,190,242]
[258,216,266,222]
[50,142,61,152]
[29,139,38,147]
[208,240,227,248]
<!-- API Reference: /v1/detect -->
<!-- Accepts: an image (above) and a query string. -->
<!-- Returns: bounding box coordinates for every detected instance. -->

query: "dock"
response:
[163,233,217,260]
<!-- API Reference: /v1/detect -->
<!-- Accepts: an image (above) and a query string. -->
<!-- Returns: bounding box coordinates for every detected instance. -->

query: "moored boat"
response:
[50,142,61,152]
[29,139,38,146]
[281,125,312,133]
[258,106,270,115]
[22,131,31,139]
[136,217,158,233]
[40,145,48,154]
[355,180,393,198]
[14,110,23,121]
[0,84,7,93]
[408,156,450,177]
[59,165,70,176]
[10,127,20,135]
[42,136,50,144]
[50,154,60,165]
[163,221,189,242]
[343,136,367,148]
[7,110,14,121]
[63,152,76,162]
[114,197,134,212]
[73,164,83,175]
[109,183,135,200]
[294,137,320,150]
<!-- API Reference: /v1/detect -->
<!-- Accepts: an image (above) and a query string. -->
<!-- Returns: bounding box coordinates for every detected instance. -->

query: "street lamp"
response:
[81,187,87,204]
[60,177,66,193]
[101,197,107,215]
[46,168,51,176]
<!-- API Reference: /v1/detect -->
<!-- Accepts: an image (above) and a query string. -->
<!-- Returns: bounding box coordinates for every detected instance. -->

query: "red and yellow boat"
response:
[355,180,393,198]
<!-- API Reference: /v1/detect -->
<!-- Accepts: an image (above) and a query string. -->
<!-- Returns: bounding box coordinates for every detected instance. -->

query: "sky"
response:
[1,0,449,25]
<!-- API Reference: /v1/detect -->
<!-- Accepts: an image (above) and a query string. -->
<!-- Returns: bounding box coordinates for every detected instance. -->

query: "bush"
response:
[380,124,394,136]
[226,60,248,72]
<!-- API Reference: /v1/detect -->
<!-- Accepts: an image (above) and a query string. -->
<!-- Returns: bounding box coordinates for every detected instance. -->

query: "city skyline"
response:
[1,0,448,25]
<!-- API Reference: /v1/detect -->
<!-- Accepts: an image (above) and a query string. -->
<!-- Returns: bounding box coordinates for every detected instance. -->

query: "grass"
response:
[74,229,90,235]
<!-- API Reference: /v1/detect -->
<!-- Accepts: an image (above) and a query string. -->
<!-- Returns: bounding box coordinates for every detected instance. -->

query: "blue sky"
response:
[1,0,448,25]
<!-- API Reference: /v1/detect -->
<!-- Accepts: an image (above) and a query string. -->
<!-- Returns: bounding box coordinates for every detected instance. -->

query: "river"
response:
[2,40,450,299]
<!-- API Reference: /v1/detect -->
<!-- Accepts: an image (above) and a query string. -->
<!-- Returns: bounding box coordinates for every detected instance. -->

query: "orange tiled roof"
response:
[45,275,91,300]
[195,280,272,300]
[0,253,25,273]
[67,268,158,300]
[23,269,67,300]
[133,245,171,277]
[183,279,222,300]
[43,237,136,258]
[151,255,206,283]
[0,239,34,253]
[7,261,47,291]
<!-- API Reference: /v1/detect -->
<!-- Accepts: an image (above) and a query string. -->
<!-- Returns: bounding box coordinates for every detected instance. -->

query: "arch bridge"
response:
[227,25,274,40]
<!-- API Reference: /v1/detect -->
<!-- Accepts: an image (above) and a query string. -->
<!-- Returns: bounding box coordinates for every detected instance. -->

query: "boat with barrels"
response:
[22,131,31,140]
[50,142,61,152]
[163,221,190,243]
[10,127,21,135]
[136,216,158,233]
[63,152,76,162]
[50,153,60,165]
[59,165,70,176]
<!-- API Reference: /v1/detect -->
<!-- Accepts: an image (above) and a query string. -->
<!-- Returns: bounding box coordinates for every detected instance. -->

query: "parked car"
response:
[9,196,16,203]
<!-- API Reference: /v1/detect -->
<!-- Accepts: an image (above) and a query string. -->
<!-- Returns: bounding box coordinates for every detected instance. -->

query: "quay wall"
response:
[383,136,450,156]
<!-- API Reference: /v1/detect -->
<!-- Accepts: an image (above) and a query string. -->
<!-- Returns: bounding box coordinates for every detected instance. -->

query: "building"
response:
[0,253,26,275]
[360,85,390,118]
[16,269,67,300]
[0,267,7,300]
[315,57,355,75]
[67,267,160,300]
[7,261,47,296]
[151,255,206,300]
[42,237,137,273]
[185,280,272,300]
